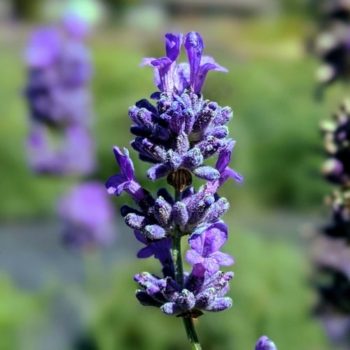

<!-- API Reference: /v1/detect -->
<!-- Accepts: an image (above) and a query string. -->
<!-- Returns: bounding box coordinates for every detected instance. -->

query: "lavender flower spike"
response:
[106,32,241,350]
[255,336,278,350]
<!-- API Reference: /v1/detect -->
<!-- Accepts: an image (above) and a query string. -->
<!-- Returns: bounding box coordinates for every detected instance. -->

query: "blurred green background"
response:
[0,0,346,349]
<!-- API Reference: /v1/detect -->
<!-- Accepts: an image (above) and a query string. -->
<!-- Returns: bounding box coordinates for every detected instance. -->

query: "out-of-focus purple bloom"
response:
[186,222,234,276]
[255,336,277,350]
[313,98,350,347]
[24,23,92,126]
[27,122,62,174]
[25,27,61,68]
[321,314,350,345]
[61,124,96,175]
[57,182,115,248]
[62,13,90,39]
[27,122,95,176]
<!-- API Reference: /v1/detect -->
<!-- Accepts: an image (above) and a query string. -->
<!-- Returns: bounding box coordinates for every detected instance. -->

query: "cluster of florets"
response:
[106,32,242,317]
[25,15,95,176]
[313,99,350,346]
[312,0,350,88]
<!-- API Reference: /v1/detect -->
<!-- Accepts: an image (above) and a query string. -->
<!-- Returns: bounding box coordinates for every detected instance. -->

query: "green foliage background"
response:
[0,13,340,350]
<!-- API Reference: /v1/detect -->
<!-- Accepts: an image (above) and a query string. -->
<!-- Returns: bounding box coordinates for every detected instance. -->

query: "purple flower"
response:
[313,4,350,88]
[25,27,61,68]
[143,31,226,95]
[57,182,115,248]
[255,336,277,350]
[24,24,92,126]
[62,13,90,39]
[27,122,95,176]
[134,231,174,277]
[135,269,233,316]
[216,140,243,186]
[313,101,350,345]
[106,147,150,204]
[186,222,234,276]
[60,124,96,175]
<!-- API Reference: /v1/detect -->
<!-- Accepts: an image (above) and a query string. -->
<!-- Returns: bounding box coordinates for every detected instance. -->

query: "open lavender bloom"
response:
[255,336,277,350]
[130,32,242,187]
[313,100,350,347]
[106,32,241,347]
[57,182,115,248]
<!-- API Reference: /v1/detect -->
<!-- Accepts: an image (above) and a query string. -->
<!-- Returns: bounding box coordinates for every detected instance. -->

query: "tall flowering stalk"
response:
[312,101,350,348]
[106,32,276,349]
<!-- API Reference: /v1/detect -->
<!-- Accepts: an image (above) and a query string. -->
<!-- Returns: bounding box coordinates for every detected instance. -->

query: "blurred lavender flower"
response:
[58,182,115,249]
[106,32,242,348]
[25,24,92,126]
[312,0,350,90]
[255,336,277,350]
[24,17,95,176]
[27,122,95,176]
[313,100,350,348]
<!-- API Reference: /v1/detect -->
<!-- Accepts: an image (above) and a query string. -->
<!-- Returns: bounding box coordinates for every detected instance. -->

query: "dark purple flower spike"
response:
[106,32,242,349]
[313,101,350,347]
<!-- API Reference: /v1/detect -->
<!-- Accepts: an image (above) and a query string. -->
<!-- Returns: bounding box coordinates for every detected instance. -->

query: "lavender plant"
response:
[106,31,276,349]
[23,16,116,249]
[24,16,95,176]
[313,100,350,347]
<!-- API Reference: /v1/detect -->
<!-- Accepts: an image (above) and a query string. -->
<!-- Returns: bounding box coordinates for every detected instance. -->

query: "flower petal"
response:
[113,146,135,181]
[186,249,203,265]
[216,140,236,173]
[211,251,234,266]
[165,33,182,61]
[194,55,228,93]
[184,32,204,89]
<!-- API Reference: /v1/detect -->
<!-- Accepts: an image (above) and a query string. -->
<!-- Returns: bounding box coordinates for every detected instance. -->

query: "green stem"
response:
[183,317,202,350]
[172,189,202,350]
